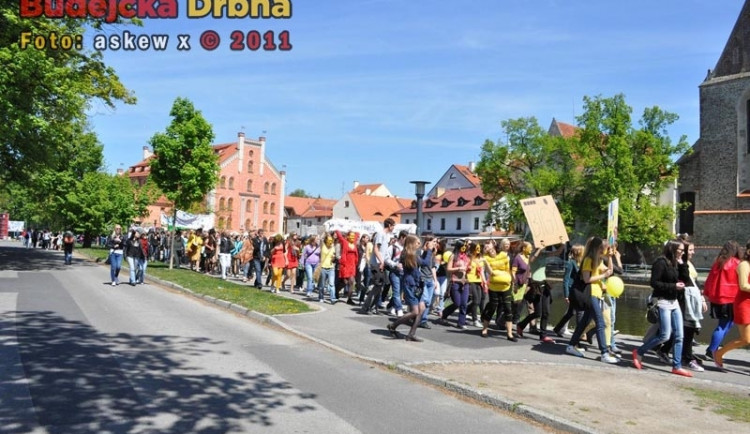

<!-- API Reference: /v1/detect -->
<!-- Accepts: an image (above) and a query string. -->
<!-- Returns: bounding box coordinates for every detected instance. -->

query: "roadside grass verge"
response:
[77,247,312,315]
[683,386,750,423]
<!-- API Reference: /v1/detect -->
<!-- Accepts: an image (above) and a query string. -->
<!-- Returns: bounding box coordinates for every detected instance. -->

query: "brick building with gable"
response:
[125,132,285,233]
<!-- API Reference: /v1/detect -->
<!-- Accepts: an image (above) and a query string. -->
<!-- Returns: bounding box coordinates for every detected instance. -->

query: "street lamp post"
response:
[410,181,431,236]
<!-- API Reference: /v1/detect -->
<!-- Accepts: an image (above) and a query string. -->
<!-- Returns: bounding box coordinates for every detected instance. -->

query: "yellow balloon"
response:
[606,276,625,298]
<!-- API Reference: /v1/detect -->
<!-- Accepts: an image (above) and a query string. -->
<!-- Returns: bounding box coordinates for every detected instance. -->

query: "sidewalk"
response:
[265,290,750,434]
[70,244,749,434]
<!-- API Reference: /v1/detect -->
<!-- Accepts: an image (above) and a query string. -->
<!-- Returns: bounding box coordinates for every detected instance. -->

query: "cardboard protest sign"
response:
[607,198,619,247]
[519,195,569,246]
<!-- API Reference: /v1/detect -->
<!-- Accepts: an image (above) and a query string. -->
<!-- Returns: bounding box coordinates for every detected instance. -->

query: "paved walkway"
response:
[66,246,750,433]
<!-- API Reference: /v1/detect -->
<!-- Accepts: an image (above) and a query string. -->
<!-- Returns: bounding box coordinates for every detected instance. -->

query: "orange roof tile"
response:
[399,187,490,213]
[349,195,409,222]
[351,183,385,195]
[285,197,337,218]
[453,165,481,187]
[549,119,579,138]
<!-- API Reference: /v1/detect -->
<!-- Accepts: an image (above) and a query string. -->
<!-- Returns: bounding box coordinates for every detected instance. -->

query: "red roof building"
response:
[125,133,285,233]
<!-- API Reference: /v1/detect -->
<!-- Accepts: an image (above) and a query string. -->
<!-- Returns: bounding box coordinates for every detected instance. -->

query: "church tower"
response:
[678,1,750,266]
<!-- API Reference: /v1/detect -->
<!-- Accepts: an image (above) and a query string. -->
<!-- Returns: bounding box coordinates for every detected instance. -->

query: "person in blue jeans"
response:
[302,235,321,297]
[106,225,125,286]
[384,231,407,316]
[417,234,437,328]
[632,240,693,377]
[565,237,619,364]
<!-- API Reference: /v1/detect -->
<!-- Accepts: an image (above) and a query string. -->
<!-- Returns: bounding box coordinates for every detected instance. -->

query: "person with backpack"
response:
[565,237,619,364]
[703,240,741,361]
[553,244,585,338]
[62,231,75,265]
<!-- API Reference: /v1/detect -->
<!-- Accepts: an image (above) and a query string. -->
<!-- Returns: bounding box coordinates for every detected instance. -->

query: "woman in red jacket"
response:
[705,241,741,360]
[335,230,359,305]
[714,240,750,370]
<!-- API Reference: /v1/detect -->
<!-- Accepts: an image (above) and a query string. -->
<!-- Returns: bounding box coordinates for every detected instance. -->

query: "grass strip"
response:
[77,247,312,316]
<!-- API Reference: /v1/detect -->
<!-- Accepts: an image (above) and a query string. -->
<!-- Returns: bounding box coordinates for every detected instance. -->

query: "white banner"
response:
[160,210,215,230]
[323,219,383,235]
[9,221,25,232]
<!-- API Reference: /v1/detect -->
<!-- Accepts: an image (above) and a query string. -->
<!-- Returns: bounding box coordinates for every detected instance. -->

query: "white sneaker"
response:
[396,310,404,318]
[565,345,585,357]
[389,308,396,316]
[601,354,619,364]
[689,360,705,372]
[474,320,483,327]
[111,281,117,286]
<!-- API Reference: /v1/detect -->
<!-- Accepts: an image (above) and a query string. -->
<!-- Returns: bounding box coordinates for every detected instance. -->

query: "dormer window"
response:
[457,198,467,207]
[410,200,417,209]
[425,200,435,209]
[474,197,486,206]
[441,199,451,207]
[449,173,456,179]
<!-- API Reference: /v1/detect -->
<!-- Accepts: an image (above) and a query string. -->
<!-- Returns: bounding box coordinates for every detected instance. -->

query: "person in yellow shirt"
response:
[565,237,618,364]
[481,239,518,341]
[467,243,488,327]
[318,234,337,304]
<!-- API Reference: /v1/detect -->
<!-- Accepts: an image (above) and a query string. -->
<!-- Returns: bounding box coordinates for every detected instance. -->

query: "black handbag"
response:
[646,301,660,324]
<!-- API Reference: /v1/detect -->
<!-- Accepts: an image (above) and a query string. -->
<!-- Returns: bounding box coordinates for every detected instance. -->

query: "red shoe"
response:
[632,349,642,370]
[540,336,555,344]
[516,325,524,338]
[671,368,693,378]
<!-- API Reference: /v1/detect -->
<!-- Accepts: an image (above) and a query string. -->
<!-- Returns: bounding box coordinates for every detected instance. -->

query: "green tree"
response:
[149,98,219,268]
[475,117,581,234]
[289,188,313,198]
[571,94,689,246]
[0,8,136,185]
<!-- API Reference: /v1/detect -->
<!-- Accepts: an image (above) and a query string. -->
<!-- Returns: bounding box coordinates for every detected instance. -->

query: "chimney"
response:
[143,146,153,160]
[116,168,124,176]
[365,188,372,195]
[353,181,359,190]
[468,161,476,172]
[237,132,245,174]
[259,136,266,176]
[436,187,445,197]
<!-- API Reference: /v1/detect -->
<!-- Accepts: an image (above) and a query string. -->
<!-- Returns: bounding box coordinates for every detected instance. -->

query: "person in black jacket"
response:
[633,240,692,377]
[252,229,268,289]
[124,229,145,286]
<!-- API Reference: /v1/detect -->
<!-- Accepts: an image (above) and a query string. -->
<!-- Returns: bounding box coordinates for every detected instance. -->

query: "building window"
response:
[262,220,268,231]
[306,221,312,227]
[220,176,226,189]
[227,217,233,229]
[264,182,269,194]
[474,217,480,230]
[405,219,410,224]
[270,220,275,232]
[218,217,225,228]
[269,202,275,214]
[219,197,226,211]
[271,183,277,194]
[247,179,252,192]
[247,160,253,173]
[249,150,254,158]
[227,198,234,211]
[228,177,234,190]
[263,201,268,214]
[427,219,432,230]
[747,100,750,154]
[317,217,322,223]
[345,200,350,208]
[246,201,252,212]
[456,218,462,230]
[244,218,251,230]
[440,218,445,230]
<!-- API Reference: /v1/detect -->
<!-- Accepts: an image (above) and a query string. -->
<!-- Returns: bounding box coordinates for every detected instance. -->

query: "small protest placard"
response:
[519,195,569,246]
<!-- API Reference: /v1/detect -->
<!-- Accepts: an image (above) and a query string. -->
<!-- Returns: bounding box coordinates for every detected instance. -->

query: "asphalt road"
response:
[0,242,546,434]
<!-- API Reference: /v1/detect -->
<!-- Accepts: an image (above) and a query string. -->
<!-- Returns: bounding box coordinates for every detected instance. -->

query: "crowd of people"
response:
[96,218,750,378]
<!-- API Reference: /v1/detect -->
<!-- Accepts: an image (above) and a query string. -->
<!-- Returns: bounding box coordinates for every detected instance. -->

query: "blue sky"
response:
[86,0,744,200]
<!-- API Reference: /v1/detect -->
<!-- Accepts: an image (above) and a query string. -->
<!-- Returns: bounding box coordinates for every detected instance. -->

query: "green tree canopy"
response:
[476,94,689,247]
[148,98,218,268]
[289,188,313,198]
[0,8,136,185]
